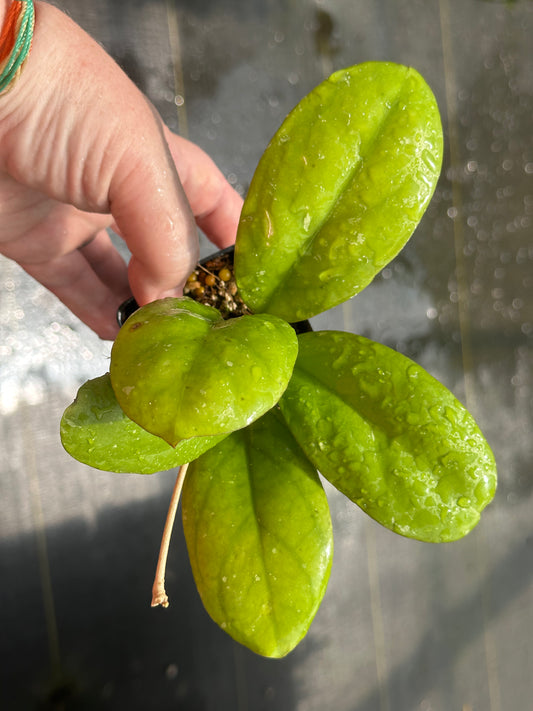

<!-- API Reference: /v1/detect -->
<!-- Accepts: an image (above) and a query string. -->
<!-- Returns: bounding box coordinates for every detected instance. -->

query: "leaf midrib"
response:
[262,69,411,312]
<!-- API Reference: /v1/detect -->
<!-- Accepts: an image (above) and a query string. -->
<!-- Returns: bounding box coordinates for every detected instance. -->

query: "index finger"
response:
[164,129,244,251]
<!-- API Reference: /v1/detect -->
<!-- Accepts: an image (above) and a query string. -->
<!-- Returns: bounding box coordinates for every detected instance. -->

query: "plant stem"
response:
[151,462,189,608]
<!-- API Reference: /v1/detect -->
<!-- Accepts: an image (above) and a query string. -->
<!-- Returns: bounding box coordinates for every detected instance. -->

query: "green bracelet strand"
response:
[0,0,35,94]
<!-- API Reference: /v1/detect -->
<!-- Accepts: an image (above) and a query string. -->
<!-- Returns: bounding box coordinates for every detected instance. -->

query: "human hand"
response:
[0,1,243,339]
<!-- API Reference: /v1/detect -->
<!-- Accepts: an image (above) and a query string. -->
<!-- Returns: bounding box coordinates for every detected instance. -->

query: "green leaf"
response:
[234,62,443,322]
[182,409,333,658]
[110,297,298,446]
[279,331,497,542]
[60,373,226,473]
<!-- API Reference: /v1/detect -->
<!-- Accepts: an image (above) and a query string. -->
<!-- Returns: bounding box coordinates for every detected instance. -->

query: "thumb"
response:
[108,116,199,306]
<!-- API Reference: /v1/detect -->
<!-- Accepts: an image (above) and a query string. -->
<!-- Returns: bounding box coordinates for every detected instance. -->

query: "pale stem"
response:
[151,462,189,608]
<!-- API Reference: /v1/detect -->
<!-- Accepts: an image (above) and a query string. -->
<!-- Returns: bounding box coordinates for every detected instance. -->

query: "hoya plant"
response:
[61,62,497,658]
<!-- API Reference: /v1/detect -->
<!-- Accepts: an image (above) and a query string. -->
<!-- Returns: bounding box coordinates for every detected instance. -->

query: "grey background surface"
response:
[1,0,532,709]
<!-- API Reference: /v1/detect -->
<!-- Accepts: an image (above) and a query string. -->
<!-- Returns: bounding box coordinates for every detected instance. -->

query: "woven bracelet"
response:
[0,0,35,95]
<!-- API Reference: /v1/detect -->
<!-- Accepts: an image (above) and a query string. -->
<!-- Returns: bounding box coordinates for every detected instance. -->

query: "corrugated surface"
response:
[1,0,532,708]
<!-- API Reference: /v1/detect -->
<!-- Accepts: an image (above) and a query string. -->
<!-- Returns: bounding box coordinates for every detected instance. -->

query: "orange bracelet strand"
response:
[0,0,34,94]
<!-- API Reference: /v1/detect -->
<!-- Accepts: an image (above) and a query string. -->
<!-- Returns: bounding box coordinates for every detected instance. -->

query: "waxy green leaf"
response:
[182,409,333,658]
[279,331,497,542]
[110,298,298,446]
[234,62,443,322]
[60,374,226,473]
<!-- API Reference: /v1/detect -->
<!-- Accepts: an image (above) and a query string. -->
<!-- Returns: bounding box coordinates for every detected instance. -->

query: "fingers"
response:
[21,229,130,340]
[0,187,113,265]
[108,129,200,306]
[119,131,244,306]
[164,129,244,249]
[78,230,131,298]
